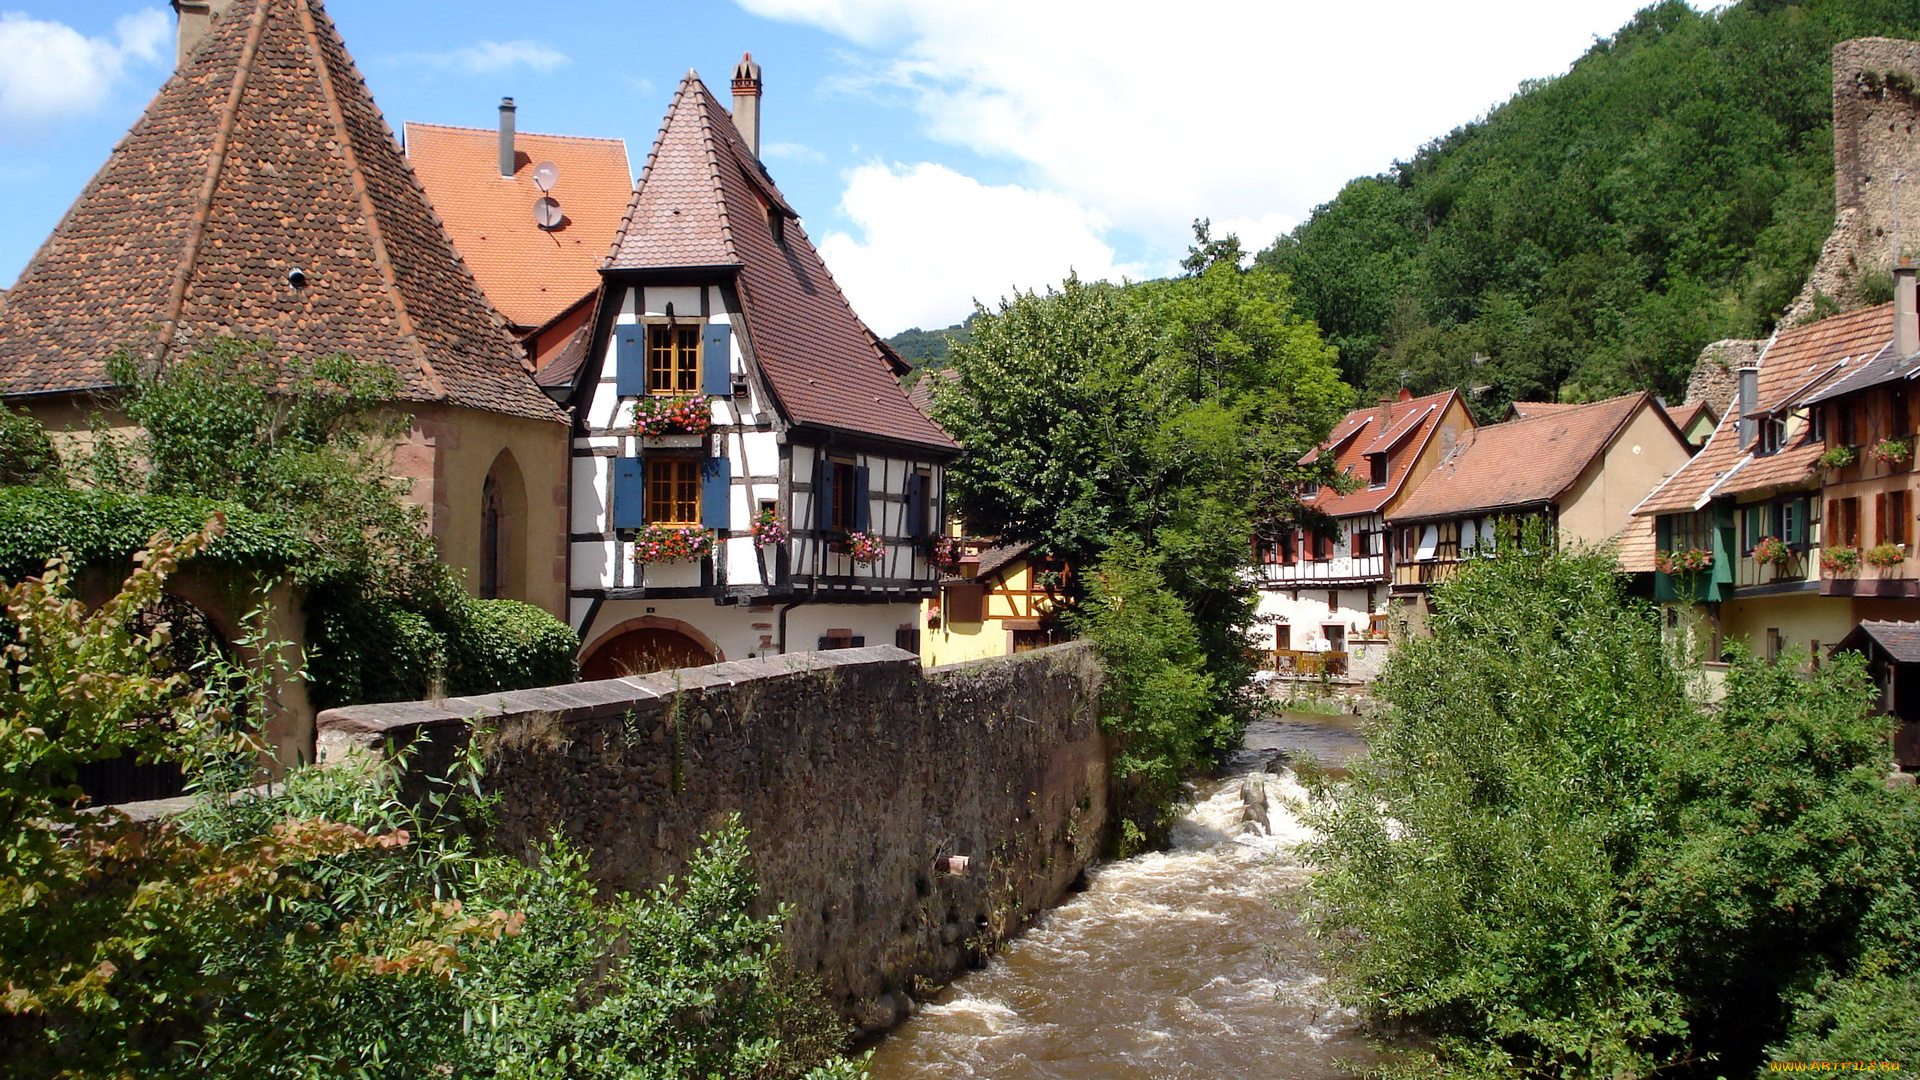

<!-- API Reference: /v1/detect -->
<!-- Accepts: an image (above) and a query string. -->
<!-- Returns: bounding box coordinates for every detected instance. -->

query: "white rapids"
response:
[865,752,1382,1080]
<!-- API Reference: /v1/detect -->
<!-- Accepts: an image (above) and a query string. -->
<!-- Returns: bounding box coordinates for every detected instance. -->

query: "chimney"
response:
[498,98,517,178]
[1898,260,1919,357]
[1397,387,1413,402]
[1737,367,1759,449]
[1376,396,1393,432]
[732,53,763,158]
[171,0,236,70]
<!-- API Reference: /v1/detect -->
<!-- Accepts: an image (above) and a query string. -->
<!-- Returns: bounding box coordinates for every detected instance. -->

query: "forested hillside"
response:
[1259,0,1920,416]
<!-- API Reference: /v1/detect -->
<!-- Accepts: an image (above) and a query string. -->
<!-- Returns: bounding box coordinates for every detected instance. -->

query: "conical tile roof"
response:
[0,0,562,422]
[606,74,954,451]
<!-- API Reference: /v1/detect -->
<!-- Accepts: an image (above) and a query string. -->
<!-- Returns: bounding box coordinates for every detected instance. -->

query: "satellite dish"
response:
[534,196,563,230]
[532,161,559,192]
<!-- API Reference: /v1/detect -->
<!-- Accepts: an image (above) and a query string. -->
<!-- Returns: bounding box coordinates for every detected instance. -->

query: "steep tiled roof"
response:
[1666,399,1716,433]
[1637,305,1894,515]
[1612,514,1658,573]
[1305,389,1466,518]
[404,122,632,329]
[1390,393,1649,523]
[605,75,954,452]
[1511,400,1580,420]
[0,0,561,423]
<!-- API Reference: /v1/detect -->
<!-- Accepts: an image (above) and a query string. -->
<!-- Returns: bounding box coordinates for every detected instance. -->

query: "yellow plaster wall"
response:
[1559,403,1693,544]
[399,403,570,618]
[1719,591,1856,663]
[922,560,1046,666]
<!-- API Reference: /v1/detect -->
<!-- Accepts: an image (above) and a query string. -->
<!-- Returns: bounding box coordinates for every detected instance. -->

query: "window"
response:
[1323,624,1347,652]
[1327,591,1339,613]
[1876,489,1912,547]
[1828,496,1862,550]
[1368,453,1388,488]
[480,475,504,599]
[1275,624,1292,651]
[1759,415,1786,455]
[829,461,859,530]
[646,458,700,526]
[647,324,701,394]
[1835,404,1857,448]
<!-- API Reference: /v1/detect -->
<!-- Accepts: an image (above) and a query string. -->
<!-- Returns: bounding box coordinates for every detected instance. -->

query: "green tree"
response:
[1307,531,1920,1076]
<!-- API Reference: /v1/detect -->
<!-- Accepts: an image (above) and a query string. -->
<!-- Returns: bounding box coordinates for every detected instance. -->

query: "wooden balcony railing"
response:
[1273,649,1349,677]
[1393,558,1461,587]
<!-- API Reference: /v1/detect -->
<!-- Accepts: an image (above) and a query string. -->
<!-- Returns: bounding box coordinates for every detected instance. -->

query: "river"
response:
[864,713,1380,1080]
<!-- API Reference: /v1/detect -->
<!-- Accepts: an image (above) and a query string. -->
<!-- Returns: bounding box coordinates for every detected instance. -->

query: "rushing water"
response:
[865,714,1380,1080]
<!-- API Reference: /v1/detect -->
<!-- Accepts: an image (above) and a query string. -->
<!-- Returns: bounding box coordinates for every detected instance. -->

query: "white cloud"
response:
[0,8,169,126]
[763,140,826,164]
[399,39,572,75]
[740,0,1674,250]
[817,161,1143,335]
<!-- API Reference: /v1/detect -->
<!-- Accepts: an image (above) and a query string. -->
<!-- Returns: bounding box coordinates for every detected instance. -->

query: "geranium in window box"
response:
[750,507,788,549]
[1820,545,1861,574]
[631,524,714,564]
[1869,437,1912,465]
[632,394,711,437]
[1817,445,1857,470]
[1652,548,1713,575]
[1750,535,1793,567]
[839,530,886,566]
[1864,542,1908,568]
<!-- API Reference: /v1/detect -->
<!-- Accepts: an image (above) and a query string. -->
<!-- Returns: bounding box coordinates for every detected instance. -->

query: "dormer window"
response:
[1368,453,1388,488]
[1758,414,1786,456]
[768,207,786,246]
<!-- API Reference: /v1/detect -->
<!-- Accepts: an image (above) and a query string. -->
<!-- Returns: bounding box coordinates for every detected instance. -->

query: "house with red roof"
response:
[1388,392,1691,619]
[561,60,959,676]
[0,0,573,761]
[1636,268,1920,671]
[402,105,635,377]
[1254,388,1474,677]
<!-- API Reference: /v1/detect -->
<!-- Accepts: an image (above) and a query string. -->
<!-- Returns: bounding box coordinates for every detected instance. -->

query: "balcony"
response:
[1273,649,1349,678]
[1393,558,1460,589]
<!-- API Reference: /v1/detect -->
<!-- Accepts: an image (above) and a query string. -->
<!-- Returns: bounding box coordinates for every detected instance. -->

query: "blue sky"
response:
[0,0,1673,336]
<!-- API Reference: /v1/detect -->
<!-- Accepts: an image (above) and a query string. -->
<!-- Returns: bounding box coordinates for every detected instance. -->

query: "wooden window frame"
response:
[647,323,702,395]
[1828,496,1861,550]
[1368,453,1388,488]
[828,460,859,532]
[646,457,701,526]
[1876,489,1912,547]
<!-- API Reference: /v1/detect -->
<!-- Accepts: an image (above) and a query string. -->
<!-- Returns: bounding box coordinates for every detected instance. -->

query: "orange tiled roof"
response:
[604,74,953,452]
[404,122,632,330]
[1303,389,1466,517]
[0,0,561,423]
[1637,304,1894,515]
[1390,392,1650,523]
[1511,400,1581,419]
[1612,513,1659,573]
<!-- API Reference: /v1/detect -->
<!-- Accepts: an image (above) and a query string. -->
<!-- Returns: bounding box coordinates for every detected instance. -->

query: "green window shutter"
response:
[700,456,732,530]
[615,326,646,398]
[701,323,733,397]
[613,457,644,530]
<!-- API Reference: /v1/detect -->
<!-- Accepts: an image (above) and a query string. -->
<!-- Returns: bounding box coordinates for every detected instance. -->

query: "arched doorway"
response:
[479,449,527,601]
[581,618,719,680]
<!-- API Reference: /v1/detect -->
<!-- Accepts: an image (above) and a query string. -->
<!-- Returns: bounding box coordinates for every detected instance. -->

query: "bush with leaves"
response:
[0,522,859,1079]
[1305,528,1920,1077]
[0,404,61,488]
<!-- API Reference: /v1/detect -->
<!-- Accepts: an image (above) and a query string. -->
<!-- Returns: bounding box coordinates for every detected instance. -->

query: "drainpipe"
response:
[776,590,814,654]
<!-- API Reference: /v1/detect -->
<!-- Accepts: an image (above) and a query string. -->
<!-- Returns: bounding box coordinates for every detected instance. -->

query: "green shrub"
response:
[305,594,448,709]
[1306,530,1920,1077]
[0,487,305,582]
[445,597,579,696]
[0,405,61,487]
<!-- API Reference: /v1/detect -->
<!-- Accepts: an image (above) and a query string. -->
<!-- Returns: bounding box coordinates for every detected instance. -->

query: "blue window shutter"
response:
[615,327,647,398]
[905,474,925,538]
[701,323,733,397]
[854,466,871,532]
[701,456,732,530]
[613,457,644,530]
[815,459,835,531]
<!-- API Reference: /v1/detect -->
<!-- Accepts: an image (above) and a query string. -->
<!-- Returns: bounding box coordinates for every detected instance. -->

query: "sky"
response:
[0,0,1679,337]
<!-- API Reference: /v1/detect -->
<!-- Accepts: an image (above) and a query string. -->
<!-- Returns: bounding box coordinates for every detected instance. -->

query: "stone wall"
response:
[1787,38,1920,324]
[316,643,1108,1029]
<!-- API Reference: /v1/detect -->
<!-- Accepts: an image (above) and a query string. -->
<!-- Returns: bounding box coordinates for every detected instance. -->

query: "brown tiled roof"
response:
[1665,399,1716,433]
[1637,305,1894,515]
[1612,513,1658,573]
[404,122,632,330]
[604,74,955,452]
[1305,389,1466,518]
[1389,392,1650,523]
[906,367,958,421]
[0,0,562,423]
[1511,400,1580,419]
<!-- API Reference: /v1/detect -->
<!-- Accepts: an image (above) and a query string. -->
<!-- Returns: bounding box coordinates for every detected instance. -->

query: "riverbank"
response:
[865,713,1377,1079]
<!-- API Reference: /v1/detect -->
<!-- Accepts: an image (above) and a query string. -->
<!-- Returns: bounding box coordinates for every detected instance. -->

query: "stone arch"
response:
[580,616,721,680]
[479,448,528,601]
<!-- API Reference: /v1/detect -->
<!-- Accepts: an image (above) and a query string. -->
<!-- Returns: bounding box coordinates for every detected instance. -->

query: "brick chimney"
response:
[732,53,762,158]
[1375,396,1393,433]
[1397,387,1413,402]
[1898,259,1919,357]
[498,97,516,178]
[171,0,236,69]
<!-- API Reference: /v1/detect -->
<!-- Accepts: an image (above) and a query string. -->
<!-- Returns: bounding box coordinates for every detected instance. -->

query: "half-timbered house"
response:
[563,62,958,676]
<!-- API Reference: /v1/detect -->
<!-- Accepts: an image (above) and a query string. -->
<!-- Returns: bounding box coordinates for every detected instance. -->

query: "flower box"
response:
[631,524,715,565]
[1869,437,1912,466]
[631,394,711,438]
[1750,536,1792,567]
[1653,548,1713,575]
[750,507,788,549]
[1820,545,1861,574]
[837,530,886,566]
[1865,542,1908,569]
[1817,445,1857,470]
[640,433,704,449]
